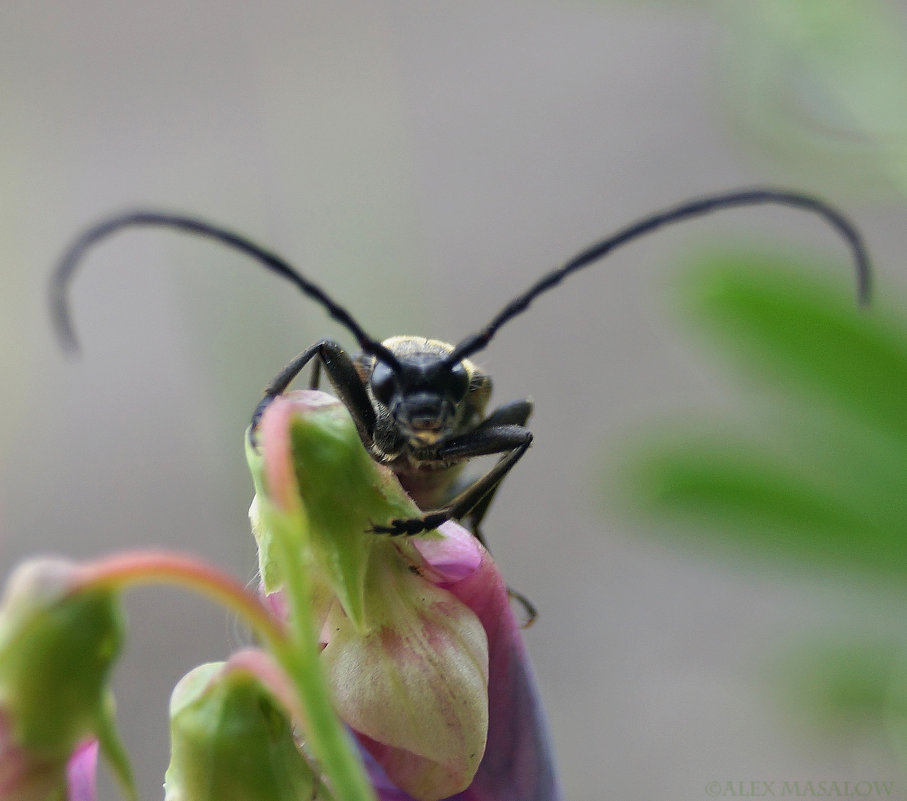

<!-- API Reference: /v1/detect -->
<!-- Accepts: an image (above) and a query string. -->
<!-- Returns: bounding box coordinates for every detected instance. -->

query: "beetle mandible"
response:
[50,189,871,550]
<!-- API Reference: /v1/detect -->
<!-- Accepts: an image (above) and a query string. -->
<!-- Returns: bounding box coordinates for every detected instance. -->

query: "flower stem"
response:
[266,509,378,801]
[73,550,286,649]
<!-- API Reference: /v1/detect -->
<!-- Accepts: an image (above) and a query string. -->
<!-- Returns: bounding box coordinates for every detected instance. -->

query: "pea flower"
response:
[249,390,561,801]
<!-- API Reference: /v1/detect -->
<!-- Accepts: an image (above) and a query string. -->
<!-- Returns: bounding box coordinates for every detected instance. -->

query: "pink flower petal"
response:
[323,553,489,801]
[373,519,562,801]
[410,522,483,583]
[66,740,98,801]
[428,527,562,801]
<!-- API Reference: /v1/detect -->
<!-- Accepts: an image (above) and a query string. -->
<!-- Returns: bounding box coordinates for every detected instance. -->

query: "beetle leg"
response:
[473,398,533,433]
[371,425,532,536]
[308,357,322,390]
[429,401,539,626]
[465,399,533,538]
[468,400,538,625]
[249,339,377,448]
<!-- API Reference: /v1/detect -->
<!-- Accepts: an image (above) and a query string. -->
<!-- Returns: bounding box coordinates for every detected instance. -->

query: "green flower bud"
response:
[164,658,326,801]
[0,559,122,758]
[0,558,132,801]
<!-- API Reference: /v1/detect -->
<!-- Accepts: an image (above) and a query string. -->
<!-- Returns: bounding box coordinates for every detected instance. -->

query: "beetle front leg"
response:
[249,339,377,447]
[371,425,532,536]
[473,398,533,433]
[465,398,533,540]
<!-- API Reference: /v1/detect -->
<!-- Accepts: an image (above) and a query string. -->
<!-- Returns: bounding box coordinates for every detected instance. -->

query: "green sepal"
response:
[246,395,421,630]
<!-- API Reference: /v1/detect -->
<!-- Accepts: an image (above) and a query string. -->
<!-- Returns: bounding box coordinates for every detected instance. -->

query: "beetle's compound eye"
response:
[445,361,470,404]
[370,360,398,407]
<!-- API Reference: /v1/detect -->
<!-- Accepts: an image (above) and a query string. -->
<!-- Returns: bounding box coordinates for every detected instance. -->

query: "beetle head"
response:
[368,340,471,446]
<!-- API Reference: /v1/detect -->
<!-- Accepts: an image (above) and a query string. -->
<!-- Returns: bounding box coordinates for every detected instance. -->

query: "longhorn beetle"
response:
[51,189,871,557]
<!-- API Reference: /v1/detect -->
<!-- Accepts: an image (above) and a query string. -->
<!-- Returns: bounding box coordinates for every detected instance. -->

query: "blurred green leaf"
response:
[772,639,907,733]
[616,247,907,580]
[679,250,907,443]
[625,436,900,573]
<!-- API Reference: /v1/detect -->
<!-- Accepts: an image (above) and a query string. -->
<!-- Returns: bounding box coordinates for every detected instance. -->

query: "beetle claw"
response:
[370,512,449,536]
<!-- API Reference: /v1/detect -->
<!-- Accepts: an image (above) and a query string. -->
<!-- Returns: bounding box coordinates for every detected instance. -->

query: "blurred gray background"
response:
[2,1,906,799]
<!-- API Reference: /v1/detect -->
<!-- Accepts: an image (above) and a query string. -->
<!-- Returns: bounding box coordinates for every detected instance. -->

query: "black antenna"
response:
[49,211,402,371]
[448,188,872,365]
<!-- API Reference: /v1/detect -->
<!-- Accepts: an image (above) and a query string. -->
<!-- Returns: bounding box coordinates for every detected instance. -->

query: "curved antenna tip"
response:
[856,254,872,308]
[47,210,386,363]
[49,281,81,355]
[450,187,874,362]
